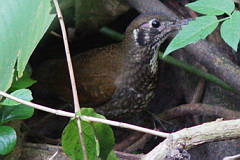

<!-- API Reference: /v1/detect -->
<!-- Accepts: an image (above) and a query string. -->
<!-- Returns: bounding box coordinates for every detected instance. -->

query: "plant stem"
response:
[158,52,236,93]
[0,90,170,138]
[218,16,231,23]
[52,0,87,159]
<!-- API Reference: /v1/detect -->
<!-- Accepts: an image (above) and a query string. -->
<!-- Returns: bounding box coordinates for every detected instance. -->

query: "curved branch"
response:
[143,119,240,160]
[158,103,240,120]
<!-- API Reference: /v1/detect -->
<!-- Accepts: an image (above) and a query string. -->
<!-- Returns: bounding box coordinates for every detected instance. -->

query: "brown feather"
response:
[36,43,124,106]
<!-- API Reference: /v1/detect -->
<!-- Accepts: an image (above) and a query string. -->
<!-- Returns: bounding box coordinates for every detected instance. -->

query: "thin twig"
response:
[158,103,240,120]
[52,0,87,159]
[223,154,240,160]
[83,116,169,138]
[50,31,63,38]
[191,67,207,103]
[190,79,206,103]
[115,151,142,160]
[2,90,240,159]
[0,90,169,138]
[49,150,59,160]
[0,91,74,117]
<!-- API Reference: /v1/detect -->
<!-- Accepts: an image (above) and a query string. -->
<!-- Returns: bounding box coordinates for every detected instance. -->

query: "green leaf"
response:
[164,16,219,57]
[62,108,115,160]
[1,89,33,106]
[0,0,55,92]
[62,119,98,160]
[81,108,115,160]
[186,0,235,15]
[107,150,119,160]
[0,126,17,155]
[9,65,36,92]
[0,104,34,125]
[220,11,240,52]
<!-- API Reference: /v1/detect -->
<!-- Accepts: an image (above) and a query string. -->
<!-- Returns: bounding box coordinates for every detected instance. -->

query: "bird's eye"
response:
[151,20,160,28]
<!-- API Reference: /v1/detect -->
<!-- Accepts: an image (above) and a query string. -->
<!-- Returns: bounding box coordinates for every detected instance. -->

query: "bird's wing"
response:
[76,72,117,106]
[73,46,121,106]
[35,44,122,107]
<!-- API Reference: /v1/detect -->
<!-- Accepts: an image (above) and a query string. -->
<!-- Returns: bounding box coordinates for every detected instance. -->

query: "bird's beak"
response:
[170,18,192,30]
[178,18,192,26]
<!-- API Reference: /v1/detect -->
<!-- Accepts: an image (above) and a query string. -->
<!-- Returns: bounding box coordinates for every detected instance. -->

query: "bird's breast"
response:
[96,51,159,118]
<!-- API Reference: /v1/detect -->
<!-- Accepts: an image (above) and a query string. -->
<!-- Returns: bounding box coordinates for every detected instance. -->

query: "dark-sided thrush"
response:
[35,12,189,119]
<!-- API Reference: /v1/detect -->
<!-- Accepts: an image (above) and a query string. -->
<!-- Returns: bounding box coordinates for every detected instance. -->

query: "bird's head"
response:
[125,12,189,47]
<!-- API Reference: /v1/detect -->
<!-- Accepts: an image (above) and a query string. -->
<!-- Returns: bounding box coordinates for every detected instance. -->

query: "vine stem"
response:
[0,90,170,138]
[218,16,231,23]
[52,0,87,159]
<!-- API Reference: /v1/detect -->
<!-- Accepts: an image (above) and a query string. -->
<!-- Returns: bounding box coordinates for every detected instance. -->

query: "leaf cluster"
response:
[0,89,34,155]
[0,0,55,156]
[62,108,117,160]
[164,0,240,57]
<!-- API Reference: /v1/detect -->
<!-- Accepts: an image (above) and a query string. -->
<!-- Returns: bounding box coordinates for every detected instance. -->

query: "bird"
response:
[35,12,188,119]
